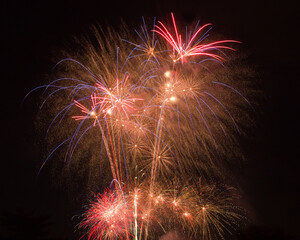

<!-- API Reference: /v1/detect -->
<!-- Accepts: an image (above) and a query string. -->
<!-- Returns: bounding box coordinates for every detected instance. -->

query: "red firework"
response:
[79,189,132,240]
[154,12,239,63]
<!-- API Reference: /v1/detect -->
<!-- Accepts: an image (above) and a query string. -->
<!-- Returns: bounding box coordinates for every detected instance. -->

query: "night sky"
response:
[2,0,299,239]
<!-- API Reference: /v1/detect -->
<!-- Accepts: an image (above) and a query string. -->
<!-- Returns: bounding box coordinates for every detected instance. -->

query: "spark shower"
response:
[28,13,256,240]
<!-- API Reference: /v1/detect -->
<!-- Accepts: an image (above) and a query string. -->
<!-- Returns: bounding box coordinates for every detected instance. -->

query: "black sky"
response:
[1,0,299,239]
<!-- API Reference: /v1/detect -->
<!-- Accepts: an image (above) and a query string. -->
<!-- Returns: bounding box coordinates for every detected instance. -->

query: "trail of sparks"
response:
[29,12,255,240]
[154,12,240,63]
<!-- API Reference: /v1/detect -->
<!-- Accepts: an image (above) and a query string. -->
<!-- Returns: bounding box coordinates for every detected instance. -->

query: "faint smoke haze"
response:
[159,231,186,240]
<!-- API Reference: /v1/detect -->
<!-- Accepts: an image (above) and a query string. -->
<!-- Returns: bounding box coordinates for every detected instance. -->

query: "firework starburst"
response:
[28,12,257,240]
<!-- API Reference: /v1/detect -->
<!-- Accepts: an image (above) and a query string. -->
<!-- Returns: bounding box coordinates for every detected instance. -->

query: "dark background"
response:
[1,0,299,239]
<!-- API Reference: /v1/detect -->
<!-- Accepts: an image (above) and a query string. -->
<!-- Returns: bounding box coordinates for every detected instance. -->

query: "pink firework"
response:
[154,12,240,62]
[72,76,143,123]
[91,81,143,120]
[79,189,132,240]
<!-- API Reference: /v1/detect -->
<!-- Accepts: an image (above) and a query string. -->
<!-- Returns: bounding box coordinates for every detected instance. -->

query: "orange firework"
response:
[29,12,257,240]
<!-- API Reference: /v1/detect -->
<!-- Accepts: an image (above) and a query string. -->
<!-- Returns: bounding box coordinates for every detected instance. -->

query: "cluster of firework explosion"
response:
[30,13,255,239]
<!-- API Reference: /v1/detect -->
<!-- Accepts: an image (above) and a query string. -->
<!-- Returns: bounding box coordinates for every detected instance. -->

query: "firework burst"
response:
[79,189,132,240]
[28,12,257,240]
[79,179,244,240]
[154,13,240,63]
